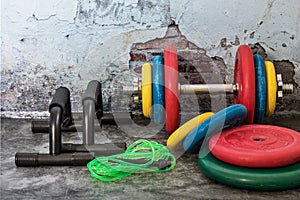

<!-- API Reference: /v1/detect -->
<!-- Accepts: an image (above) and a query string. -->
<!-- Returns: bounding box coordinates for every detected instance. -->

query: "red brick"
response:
[189,60,214,73]
[134,66,142,74]
[178,63,193,73]
[130,52,147,61]
[149,52,163,60]
[178,50,212,62]
[179,73,205,84]
[178,62,187,72]
[188,42,199,49]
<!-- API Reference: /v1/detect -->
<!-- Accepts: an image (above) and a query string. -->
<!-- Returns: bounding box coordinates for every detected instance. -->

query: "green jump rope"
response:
[87,139,176,182]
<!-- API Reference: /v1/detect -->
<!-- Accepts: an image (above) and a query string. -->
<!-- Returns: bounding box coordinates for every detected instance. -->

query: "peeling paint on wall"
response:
[75,0,170,28]
[175,0,300,77]
[1,0,299,118]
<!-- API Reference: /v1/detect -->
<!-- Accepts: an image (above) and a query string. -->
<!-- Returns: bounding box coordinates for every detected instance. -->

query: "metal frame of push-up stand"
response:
[15,80,127,166]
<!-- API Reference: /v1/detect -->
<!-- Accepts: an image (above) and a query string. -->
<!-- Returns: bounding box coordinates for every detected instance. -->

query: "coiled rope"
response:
[87,139,176,182]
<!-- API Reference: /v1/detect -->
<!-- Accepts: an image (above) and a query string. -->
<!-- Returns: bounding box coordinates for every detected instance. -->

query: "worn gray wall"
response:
[1,0,299,118]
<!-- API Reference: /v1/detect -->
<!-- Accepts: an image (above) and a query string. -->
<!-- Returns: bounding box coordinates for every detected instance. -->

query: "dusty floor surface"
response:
[1,115,300,199]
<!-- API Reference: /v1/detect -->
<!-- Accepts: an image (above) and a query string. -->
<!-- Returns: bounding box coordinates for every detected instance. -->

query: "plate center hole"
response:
[253,137,265,142]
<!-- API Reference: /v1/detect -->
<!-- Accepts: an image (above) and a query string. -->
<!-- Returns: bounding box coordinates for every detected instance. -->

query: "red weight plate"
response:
[209,125,300,168]
[164,46,179,134]
[234,45,255,124]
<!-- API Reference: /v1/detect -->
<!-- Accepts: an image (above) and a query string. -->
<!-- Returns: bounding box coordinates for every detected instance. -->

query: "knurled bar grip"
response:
[15,152,95,166]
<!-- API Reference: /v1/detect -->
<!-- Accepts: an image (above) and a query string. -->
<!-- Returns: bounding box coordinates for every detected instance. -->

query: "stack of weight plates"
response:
[198,124,300,190]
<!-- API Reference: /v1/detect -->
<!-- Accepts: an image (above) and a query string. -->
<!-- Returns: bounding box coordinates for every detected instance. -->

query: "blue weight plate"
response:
[152,56,165,124]
[183,104,247,153]
[254,54,266,123]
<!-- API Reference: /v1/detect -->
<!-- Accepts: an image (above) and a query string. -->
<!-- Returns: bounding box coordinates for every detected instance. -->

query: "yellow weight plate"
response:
[142,63,152,117]
[264,61,277,116]
[167,112,214,150]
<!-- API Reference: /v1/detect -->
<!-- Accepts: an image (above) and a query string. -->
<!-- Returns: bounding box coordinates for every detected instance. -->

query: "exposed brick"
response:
[200,73,227,84]
[148,52,163,61]
[178,62,187,72]
[273,60,297,87]
[250,43,268,59]
[178,62,196,73]
[179,74,190,83]
[212,57,227,82]
[129,24,227,84]
[134,66,142,74]
[130,52,146,61]
[190,60,214,73]
[178,60,218,74]
[188,42,199,49]
[178,50,212,62]
[180,73,206,84]
[134,37,188,50]
[179,60,211,73]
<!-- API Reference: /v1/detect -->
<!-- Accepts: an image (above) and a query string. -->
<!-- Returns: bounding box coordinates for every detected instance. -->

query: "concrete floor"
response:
[1,116,300,200]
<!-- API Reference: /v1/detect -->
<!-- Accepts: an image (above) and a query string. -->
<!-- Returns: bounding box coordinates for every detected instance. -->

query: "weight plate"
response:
[198,145,300,190]
[209,125,300,168]
[152,56,165,124]
[253,54,266,123]
[164,46,179,134]
[234,45,255,124]
[183,104,247,153]
[264,61,277,117]
[167,112,214,150]
[142,63,152,117]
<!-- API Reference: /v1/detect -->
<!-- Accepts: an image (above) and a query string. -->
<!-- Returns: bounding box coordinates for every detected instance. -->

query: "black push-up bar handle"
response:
[49,86,73,127]
[82,80,103,145]
[49,87,73,155]
[82,80,103,119]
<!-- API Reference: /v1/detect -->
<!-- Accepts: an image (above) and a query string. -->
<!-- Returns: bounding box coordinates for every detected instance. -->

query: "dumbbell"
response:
[123,45,294,134]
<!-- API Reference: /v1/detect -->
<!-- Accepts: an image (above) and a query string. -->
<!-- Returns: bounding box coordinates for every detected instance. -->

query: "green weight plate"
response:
[198,145,300,191]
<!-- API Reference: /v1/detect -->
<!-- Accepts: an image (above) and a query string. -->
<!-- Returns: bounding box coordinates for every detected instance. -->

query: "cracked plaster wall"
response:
[1,0,299,118]
[172,0,300,82]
